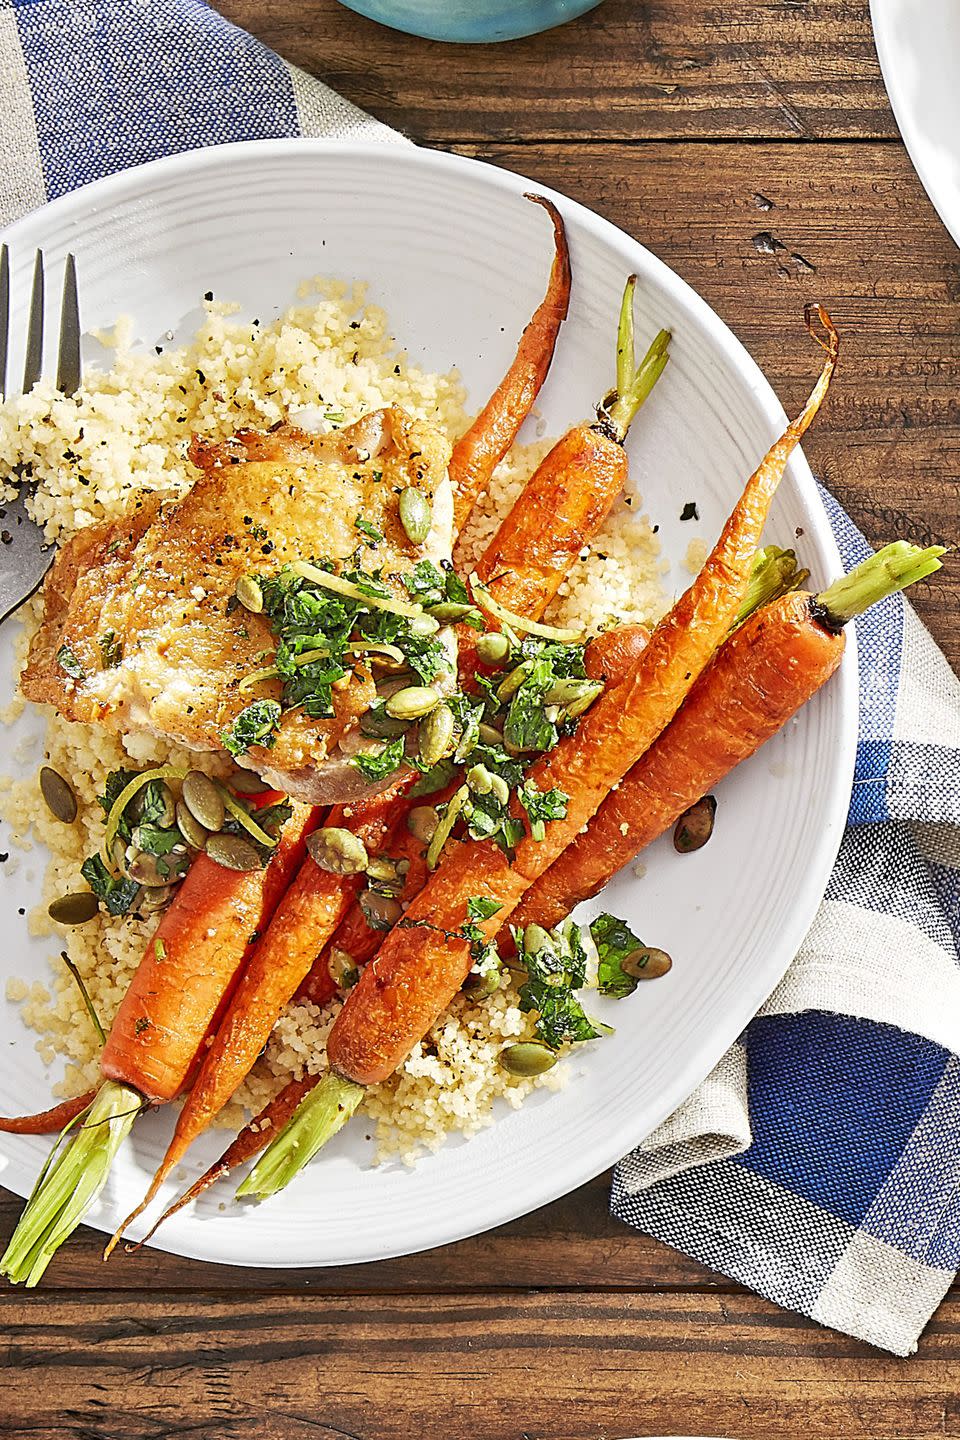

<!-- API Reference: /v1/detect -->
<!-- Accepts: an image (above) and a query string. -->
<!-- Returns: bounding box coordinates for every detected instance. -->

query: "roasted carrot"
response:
[102,812,314,1105]
[450,194,571,535]
[107,783,411,1245]
[512,541,945,933]
[0,1091,97,1135]
[0,798,317,1285]
[583,623,650,682]
[232,309,841,1198]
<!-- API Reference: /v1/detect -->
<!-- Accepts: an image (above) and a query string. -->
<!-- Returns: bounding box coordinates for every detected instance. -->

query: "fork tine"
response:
[22,249,44,393]
[56,254,81,396]
[0,243,8,401]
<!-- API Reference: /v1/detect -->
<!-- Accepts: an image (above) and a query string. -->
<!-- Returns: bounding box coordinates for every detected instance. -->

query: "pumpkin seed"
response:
[359,888,403,930]
[39,766,77,824]
[328,947,361,990]
[477,722,504,747]
[229,770,269,795]
[673,795,717,854]
[496,659,534,702]
[426,601,481,625]
[139,885,174,914]
[205,832,262,872]
[463,965,502,997]
[522,922,551,957]
[544,678,604,717]
[126,850,170,887]
[398,487,431,545]
[48,891,99,926]
[236,575,264,614]
[622,946,673,980]
[489,773,511,807]
[408,613,441,636]
[466,763,494,795]
[366,855,403,887]
[183,770,225,832]
[407,805,439,843]
[176,799,210,851]
[360,707,407,740]
[418,702,455,768]
[498,1042,558,1077]
[307,827,369,875]
[385,685,440,721]
[476,631,510,666]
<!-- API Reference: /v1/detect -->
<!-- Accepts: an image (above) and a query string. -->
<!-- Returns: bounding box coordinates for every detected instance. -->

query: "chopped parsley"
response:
[466,895,502,924]
[355,736,407,782]
[80,854,141,916]
[354,515,383,545]
[513,920,607,1049]
[498,637,597,757]
[590,913,647,998]
[99,630,122,668]
[222,699,282,757]
[256,560,451,731]
[56,643,84,680]
[517,778,569,841]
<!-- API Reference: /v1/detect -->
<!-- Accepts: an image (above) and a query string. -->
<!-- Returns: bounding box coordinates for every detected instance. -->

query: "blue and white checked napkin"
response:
[3,0,958,1358]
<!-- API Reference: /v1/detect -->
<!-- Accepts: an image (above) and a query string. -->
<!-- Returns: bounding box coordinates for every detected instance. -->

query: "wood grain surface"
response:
[3,2,959,1436]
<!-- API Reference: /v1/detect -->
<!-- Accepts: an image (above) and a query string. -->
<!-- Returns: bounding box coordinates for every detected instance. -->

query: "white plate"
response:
[871,0,960,249]
[0,140,856,1269]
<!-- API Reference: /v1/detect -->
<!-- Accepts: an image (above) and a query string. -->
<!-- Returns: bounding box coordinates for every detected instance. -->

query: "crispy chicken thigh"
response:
[22,408,454,803]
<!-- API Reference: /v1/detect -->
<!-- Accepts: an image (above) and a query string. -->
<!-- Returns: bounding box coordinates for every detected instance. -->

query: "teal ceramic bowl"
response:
[337,0,603,42]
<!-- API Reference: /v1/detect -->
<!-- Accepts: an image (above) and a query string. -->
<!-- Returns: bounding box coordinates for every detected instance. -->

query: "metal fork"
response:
[0,245,81,625]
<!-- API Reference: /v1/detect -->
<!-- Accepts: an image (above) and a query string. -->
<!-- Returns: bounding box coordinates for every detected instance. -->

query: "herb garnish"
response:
[517,779,569,841]
[513,920,608,1048]
[222,699,282,757]
[80,854,140,916]
[355,736,407,782]
[56,644,84,680]
[354,515,383,545]
[590,913,647,997]
[99,630,122,668]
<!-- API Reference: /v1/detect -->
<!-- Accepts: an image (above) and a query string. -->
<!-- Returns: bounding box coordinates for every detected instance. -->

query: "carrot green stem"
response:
[235,1072,364,1201]
[606,328,671,442]
[0,1080,142,1286]
[615,275,637,400]
[732,545,808,631]
[601,276,671,443]
[815,542,946,630]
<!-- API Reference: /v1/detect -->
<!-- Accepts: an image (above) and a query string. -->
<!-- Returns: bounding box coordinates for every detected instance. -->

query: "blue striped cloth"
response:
[2,0,957,1357]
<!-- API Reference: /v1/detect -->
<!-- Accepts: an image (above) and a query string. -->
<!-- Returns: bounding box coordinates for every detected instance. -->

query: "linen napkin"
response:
[2,0,958,1358]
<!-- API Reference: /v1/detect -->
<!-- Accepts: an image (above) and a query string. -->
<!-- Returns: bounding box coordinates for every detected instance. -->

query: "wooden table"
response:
[4,3,959,1436]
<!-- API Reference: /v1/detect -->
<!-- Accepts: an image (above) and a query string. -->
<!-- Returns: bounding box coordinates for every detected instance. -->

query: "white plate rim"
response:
[0,138,858,1268]
[870,0,960,250]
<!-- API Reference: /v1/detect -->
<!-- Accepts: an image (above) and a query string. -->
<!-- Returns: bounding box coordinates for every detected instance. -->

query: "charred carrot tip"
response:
[803,303,840,361]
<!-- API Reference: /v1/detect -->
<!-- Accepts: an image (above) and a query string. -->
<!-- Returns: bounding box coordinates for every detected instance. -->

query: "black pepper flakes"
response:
[680,502,699,522]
